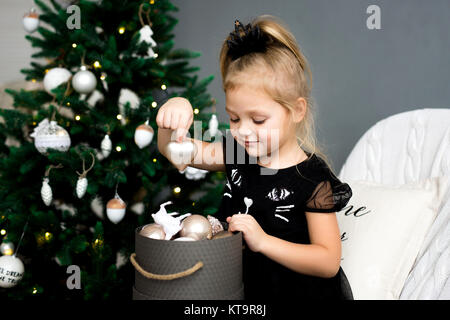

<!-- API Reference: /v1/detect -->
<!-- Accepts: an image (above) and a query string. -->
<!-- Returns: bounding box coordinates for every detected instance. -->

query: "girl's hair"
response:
[219,15,336,172]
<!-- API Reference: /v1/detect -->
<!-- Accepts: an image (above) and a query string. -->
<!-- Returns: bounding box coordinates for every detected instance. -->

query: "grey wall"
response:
[1,0,449,172]
[170,0,450,172]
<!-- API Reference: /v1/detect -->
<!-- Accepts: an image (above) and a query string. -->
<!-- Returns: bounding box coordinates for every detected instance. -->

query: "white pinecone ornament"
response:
[76,177,88,198]
[100,134,112,158]
[41,177,52,206]
[76,153,95,199]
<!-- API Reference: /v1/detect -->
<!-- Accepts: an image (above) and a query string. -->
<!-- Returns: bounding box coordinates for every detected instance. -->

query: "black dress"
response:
[214,131,354,300]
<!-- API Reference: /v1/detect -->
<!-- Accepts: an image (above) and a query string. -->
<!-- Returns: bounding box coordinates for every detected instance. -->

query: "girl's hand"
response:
[227,214,268,253]
[156,97,193,142]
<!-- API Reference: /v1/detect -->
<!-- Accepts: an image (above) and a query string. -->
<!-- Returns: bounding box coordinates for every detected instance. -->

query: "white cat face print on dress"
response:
[231,168,242,187]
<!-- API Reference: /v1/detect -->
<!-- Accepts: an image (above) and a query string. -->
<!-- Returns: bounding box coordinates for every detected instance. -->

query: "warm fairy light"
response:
[116,114,122,120]
[3,248,13,256]
[44,232,53,241]
[31,79,36,83]
[161,84,167,90]
[153,158,157,162]
[194,108,199,114]
[72,43,77,48]
[0,229,6,236]
[44,69,49,74]
[151,102,157,108]
[32,288,38,294]
[192,202,195,206]
[118,27,125,34]
[100,73,106,80]
[153,53,158,58]
[75,115,81,121]
[116,146,122,152]
[32,121,37,125]
[173,186,181,194]
[66,102,71,106]
[150,0,155,5]
[93,61,101,68]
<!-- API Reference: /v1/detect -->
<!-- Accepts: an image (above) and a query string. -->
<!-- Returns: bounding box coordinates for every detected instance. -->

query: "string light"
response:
[93,61,101,69]
[72,43,77,48]
[44,232,53,241]
[153,53,158,58]
[192,202,195,206]
[75,115,81,121]
[161,84,167,90]
[118,27,125,34]
[100,73,106,80]
[116,146,122,152]
[150,0,155,5]
[116,114,122,120]
[151,102,157,108]
[173,186,181,194]
[31,79,36,83]
[194,108,199,114]
[32,287,38,294]
[0,229,6,236]
[44,69,49,74]
[153,158,157,162]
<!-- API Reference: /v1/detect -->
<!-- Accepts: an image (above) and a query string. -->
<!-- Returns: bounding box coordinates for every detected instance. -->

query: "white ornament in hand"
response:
[166,141,197,165]
[151,201,191,240]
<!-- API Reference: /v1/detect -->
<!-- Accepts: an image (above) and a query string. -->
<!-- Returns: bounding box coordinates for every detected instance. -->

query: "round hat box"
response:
[131,225,244,300]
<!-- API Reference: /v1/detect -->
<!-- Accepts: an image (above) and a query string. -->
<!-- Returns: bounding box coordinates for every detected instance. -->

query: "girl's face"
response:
[225,86,298,161]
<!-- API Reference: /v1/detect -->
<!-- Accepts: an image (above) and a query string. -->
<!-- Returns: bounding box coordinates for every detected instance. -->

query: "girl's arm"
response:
[260,212,341,278]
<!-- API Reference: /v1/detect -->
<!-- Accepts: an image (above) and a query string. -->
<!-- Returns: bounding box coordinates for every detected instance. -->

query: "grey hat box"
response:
[132,224,244,300]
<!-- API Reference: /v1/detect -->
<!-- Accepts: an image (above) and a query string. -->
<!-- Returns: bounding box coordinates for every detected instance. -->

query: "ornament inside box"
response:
[131,201,244,300]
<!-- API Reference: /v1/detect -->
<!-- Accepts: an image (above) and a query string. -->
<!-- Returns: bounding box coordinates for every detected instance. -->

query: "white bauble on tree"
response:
[30,119,71,154]
[23,8,39,33]
[100,134,112,158]
[72,67,97,94]
[41,177,52,206]
[134,120,154,149]
[43,67,72,95]
[0,255,25,288]
[106,194,126,224]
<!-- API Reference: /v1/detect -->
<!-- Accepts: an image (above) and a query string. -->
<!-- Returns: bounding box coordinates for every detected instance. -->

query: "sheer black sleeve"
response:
[304,169,353,213]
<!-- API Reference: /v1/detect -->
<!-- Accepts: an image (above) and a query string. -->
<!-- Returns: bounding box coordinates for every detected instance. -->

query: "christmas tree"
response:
[0,0,227,299]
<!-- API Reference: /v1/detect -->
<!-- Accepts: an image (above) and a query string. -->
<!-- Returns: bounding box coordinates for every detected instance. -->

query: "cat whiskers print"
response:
[238,197,253,214]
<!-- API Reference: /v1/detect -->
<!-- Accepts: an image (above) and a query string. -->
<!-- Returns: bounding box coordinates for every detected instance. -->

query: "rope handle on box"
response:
[130,253,204,280]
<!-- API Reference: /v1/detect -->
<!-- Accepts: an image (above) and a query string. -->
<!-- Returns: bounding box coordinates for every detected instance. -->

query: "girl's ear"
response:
[292,97,307,123]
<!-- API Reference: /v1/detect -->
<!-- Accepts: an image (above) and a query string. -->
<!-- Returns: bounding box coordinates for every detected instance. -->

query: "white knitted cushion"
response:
[338,108,450,299]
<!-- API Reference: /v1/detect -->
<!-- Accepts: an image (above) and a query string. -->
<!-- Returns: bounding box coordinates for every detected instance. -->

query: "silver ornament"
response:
[30,119,71,154]
[43,67,71,94]
[72,68,97,94]
[207,215,224,236]
[180,214,212,240]
[0,255,24,288]
[41,177,52,206]
[76,177,87,198]
[0,241,14,256]
[101,134,112,158]
[23,8,39,33]
[212,230,233,240]
[139,223,166,240]
[134,120,154,149]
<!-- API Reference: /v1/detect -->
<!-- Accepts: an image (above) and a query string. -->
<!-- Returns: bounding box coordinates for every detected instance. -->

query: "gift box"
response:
[131,224,244,300]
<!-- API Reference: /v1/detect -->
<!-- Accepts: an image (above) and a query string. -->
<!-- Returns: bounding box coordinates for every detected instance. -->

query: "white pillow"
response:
[337,177,448,300]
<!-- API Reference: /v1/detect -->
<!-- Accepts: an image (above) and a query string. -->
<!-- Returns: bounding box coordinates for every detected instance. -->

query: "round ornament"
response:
[180,214,212,240]
[30,119,71,154]
[0,255,24,288]
[207,215,224,236]
[72,68,97,94]
[23,8,39,33]
[139,223,165,240]
[212,230,233,240]
[43,67,71,95]
[106,195,126,224]
[166,140,197,165]
[134,120,154,149]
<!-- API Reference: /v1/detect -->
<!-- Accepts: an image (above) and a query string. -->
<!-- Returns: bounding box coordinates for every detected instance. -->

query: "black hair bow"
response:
[226,19,270,61]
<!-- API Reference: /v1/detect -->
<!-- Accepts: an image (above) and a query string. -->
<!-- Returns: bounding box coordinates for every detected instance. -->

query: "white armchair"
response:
[338,108,450,299]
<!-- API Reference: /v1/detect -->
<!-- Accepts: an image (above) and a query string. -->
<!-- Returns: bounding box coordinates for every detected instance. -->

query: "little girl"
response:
[156,15,353,300]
